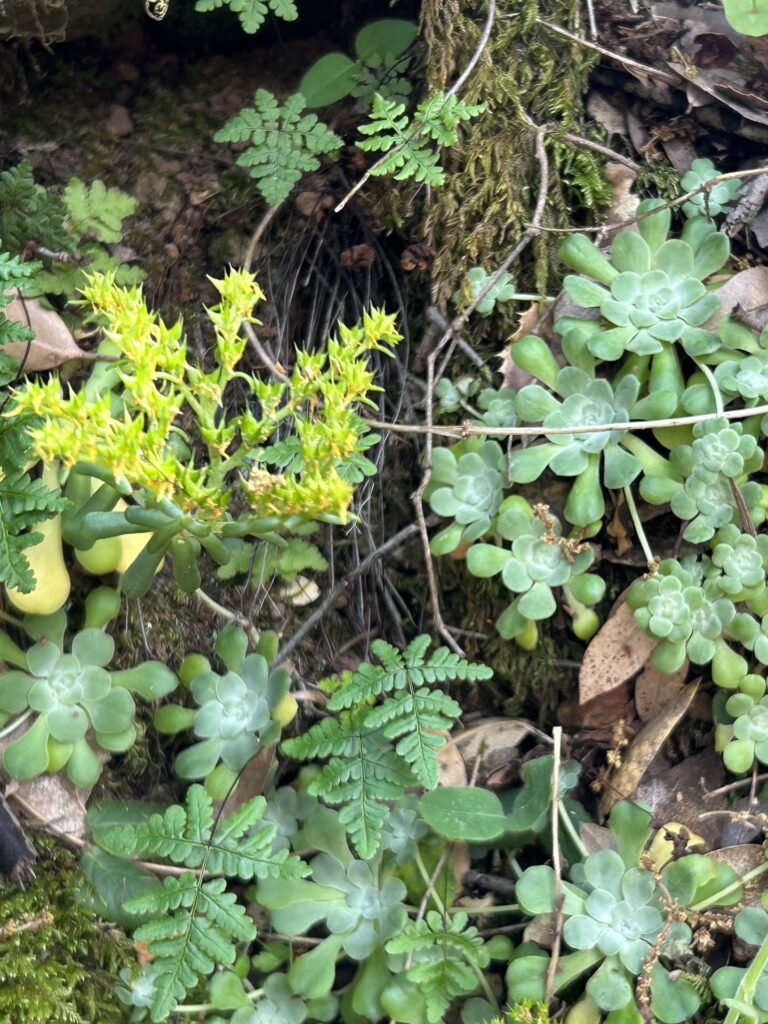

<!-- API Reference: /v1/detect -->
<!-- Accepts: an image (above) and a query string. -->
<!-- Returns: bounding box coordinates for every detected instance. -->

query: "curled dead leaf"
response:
[4,296,103,373]
[438,718,533,786]
[634,661,688,722]
[599,681,700,816]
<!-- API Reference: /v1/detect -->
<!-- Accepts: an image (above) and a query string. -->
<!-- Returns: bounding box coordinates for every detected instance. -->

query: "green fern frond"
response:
[214,90,342,205]
[63,179,138,244]
[386,911,490,1023]
[313,735,414,859]
[329,635,492,710]
[127,875,256,1022]
[357,92,484,185]
[107,784,308,880]
[364,686,461,787]
[283,637,490,855]
[0,471,67,592]
[195,0,297,34]
[0,162,70,254]
[106,786,308,1020]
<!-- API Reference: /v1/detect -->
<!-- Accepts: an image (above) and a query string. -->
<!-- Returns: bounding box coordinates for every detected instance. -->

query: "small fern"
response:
[195,0,297,34]
[0,162,70,255]
[357,92,485,185]
[105,785,309,1022]
[62,178,138,244]
[214,89,342,205]
[386,910,490,1023]
[282,636,491,857]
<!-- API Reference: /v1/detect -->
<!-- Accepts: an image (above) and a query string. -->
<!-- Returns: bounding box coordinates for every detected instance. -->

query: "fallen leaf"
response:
[4,296,102,373]
[218,745,275,818]
[704,267,768,331]
[604,163,640,226]
[279,575,321,607]
[8,773,89,842]
[340,244,376,269]
[579,822,616,855]
[498,304,543,391]
[586,91,627,138]
[438,738,468,787]
[559,682,633,732]
[580,601,657,705]
[635,749,727,849]
[439,718,532,785]
[400,243,435,272]
[709,844,767,907]
[600,681,699,816]
[635,661,688,722]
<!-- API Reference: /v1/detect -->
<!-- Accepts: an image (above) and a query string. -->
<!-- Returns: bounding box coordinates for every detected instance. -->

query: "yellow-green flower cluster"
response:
[11,269,400,524]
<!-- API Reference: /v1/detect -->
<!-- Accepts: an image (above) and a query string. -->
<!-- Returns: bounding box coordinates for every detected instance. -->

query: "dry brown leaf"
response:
[675,65,768,126]
[636,749,726,849]
[8,773,89,842]
[438,738,468,787]
[635,661,688,722]
[524,913,557,946]
[559,682,633,733]
[579,601,657,705]
[439,718,532,784]
[218,746,275,818]
[709,844,767,907]
[4,296,100,373]
[498,304,542,391]
[579,822,616,855]
[704,267,768,331]
[586,92,627,138]
[599,681,700,816]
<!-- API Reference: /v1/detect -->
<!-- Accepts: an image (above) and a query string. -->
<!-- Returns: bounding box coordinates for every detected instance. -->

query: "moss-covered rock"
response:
[0,838,135,1024]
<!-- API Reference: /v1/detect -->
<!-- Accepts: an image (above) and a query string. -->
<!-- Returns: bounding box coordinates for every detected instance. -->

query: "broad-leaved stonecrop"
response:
[0,599,177,787]
[10,270,400,594]
[155,624,291,794]
[640,417,764,543]
[509,362,679,526]
[509,801,738,1023]
[559,200,728,361]
[464,499,604,642]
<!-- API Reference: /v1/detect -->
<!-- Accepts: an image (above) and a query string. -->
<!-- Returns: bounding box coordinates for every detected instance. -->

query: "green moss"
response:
[420,0,610,308]
[0,839,135,1024]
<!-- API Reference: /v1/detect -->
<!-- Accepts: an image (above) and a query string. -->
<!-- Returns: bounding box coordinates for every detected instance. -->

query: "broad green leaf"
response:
[300,53,359,107]
[420,786,507,841]
[355,19,418,63]
[723,0,768,35]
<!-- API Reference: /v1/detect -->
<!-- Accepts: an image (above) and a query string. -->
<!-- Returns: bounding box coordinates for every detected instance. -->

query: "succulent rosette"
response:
[559,200,728,361]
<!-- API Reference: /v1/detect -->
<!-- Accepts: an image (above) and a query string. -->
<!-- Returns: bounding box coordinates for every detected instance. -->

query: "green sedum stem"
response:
[723,931,768,1024]
[691,860,768,912]
[414,847,447,916]
[697,361,725,417]
[0,709,32,741]
[175,988,264,1014]
[623,485,655,566]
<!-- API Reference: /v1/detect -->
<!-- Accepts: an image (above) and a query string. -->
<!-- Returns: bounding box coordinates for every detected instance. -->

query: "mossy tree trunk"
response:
[421,0,608,302]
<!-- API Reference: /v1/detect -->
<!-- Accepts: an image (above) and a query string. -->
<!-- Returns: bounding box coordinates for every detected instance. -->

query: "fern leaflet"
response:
[386,911,490,1023]
[282,636,490,856]
[357,92,484,185]
[195,0,297,34]
[215,90,342,205]
[127,875,256,1022]
[63,178,138,244]
[107,785,308,1020]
